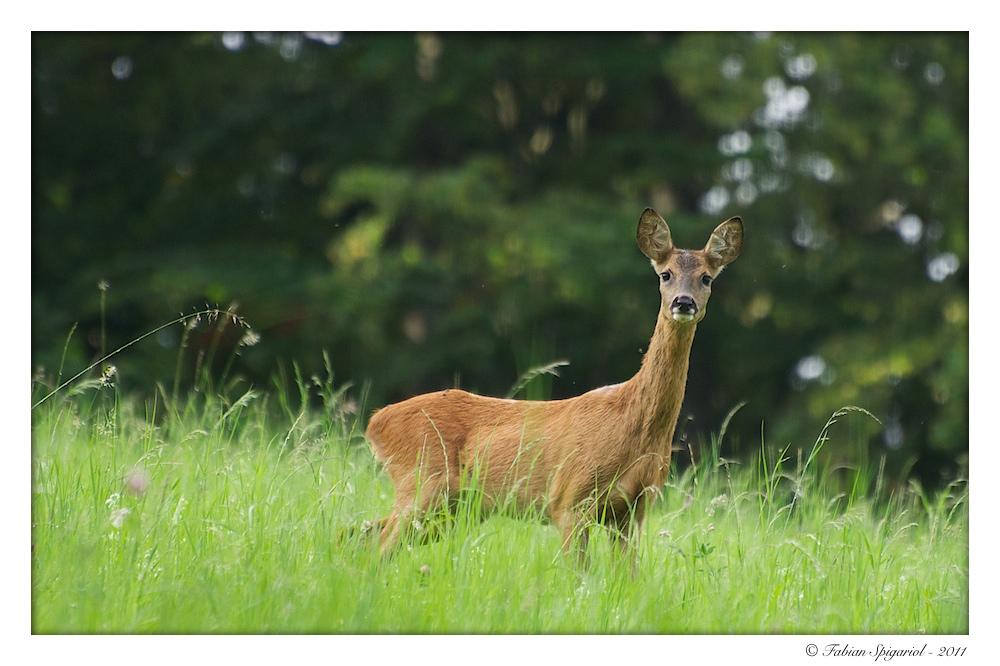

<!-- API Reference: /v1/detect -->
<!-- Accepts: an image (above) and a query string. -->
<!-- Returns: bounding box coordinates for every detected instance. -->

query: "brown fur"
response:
[365,209,743,558]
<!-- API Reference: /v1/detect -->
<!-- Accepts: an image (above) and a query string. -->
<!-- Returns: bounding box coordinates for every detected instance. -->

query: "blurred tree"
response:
[32,32,967,484]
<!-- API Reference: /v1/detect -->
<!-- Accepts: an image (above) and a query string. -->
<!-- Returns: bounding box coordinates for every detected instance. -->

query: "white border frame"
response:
[8,3,994,664]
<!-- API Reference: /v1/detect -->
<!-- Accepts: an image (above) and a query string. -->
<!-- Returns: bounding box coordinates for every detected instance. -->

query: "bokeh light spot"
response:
[110,56,133,80]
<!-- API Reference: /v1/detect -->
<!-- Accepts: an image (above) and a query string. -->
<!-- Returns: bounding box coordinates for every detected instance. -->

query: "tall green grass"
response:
[31,373,967,634]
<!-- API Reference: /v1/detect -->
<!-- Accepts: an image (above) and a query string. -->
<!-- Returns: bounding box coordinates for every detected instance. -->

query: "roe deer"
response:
[365,208,743,558]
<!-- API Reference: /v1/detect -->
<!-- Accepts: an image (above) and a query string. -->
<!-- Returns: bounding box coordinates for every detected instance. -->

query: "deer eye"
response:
[660,270,672,282]
[701,274,713,287]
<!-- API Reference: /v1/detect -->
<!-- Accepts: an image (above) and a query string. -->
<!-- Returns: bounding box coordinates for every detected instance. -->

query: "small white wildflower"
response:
[360,519,375,534]
[97,280,110,292]
[105,492,121,509]
[110,507,131,529]
[411,519,423,532]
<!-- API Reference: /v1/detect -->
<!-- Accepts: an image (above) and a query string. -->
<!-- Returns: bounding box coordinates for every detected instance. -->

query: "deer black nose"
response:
[671,295,697,314]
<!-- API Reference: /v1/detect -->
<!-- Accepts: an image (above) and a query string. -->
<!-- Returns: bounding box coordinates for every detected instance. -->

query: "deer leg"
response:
[550,470,598,566]
[608,496,647,576]
[608,523,638,576]
[378,474,449,557]
[554,492,596,567]
[558,511,590,566]
[378,509,405,556]
[378,474,416,557]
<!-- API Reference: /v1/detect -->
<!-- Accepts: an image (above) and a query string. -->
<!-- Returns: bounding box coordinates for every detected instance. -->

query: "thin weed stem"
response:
[56,321,78,389]
[32,308,246,410]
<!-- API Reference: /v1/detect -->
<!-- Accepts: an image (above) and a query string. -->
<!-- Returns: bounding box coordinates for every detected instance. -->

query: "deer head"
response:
[636,207,743,325]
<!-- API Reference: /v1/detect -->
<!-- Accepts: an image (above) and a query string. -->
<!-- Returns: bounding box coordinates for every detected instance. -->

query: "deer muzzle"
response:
[670,295,698,322]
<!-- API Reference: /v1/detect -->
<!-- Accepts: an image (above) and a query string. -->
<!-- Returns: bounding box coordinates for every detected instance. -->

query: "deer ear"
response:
[636,208,673,263]
[704,216,743,268]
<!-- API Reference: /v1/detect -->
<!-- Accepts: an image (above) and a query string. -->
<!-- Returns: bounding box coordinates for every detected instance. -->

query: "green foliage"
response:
[32,390,967,633]
[32,32,967,480]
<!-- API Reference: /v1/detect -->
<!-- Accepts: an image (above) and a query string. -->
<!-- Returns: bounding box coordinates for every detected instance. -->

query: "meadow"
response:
[30,356,967,635]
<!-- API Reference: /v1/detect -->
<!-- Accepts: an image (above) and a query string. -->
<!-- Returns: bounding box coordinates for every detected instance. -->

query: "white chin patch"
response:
[670,312,696,323]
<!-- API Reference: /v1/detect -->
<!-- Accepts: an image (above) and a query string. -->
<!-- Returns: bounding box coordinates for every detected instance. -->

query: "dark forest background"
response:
[32,32,968,484]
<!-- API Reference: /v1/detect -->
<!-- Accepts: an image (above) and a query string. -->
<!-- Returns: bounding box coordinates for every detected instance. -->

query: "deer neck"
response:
[624,306,697,451]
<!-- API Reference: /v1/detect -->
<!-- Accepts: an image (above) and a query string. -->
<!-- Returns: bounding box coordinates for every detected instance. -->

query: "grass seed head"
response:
[100,364,117,387]
[239,330,261,347]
